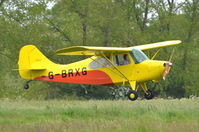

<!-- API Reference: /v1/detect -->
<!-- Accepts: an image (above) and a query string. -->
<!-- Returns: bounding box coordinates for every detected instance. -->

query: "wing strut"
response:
[151,48,161,60]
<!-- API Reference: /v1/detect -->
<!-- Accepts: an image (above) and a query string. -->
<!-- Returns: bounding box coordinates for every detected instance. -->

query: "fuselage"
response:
[32,53,167,86]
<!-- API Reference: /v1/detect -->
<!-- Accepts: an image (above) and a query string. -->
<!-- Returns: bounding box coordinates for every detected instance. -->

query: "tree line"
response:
[0,0,198,100]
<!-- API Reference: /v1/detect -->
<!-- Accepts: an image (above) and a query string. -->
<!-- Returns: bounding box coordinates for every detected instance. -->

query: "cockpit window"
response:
[89,57,110,69]
[113,54,130,66]
[130,49,148,64]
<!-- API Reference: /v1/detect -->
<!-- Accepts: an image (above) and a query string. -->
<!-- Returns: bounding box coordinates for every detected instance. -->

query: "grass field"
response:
[0,98,199,132]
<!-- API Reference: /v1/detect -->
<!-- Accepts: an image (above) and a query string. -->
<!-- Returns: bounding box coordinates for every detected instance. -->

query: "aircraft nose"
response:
[163,62,172,67]
[162,61,172,80]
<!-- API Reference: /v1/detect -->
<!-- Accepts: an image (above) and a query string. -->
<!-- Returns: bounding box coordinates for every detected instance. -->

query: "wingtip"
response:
[172,40,182,44]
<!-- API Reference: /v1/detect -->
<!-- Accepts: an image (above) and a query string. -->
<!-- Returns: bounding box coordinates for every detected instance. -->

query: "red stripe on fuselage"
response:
[34,70,114,86]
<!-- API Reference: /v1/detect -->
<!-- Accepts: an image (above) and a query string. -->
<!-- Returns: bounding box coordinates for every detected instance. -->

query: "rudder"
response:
[18,45,53,80]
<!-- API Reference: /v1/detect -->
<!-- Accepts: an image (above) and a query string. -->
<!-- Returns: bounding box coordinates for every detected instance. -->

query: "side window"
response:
[89,57,110,69]
[113,54,130,66]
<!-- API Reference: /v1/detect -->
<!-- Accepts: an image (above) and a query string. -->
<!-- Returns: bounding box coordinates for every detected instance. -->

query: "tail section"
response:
[18,45,53,80]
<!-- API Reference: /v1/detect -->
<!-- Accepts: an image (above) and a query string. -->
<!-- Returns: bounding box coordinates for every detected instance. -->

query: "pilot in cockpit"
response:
[123,54,130,65]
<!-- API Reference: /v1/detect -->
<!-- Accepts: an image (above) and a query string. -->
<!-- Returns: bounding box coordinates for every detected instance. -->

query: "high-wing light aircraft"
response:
[18,40,181,101]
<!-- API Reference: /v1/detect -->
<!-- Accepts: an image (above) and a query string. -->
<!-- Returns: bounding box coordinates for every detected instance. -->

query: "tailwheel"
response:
[23,80,32,90]
[127,90,138,101]
[144,89,154,100]
[24,84,29,89]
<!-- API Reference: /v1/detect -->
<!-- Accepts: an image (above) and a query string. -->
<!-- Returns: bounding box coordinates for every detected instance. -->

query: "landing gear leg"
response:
[24,80,32,90]
[127,81,138,101]
[140,82,154,100]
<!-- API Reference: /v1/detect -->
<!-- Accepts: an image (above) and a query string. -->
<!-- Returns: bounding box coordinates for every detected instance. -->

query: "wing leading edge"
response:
[55,40,181,56]
[55,46,131,55]
[132,40,181,50]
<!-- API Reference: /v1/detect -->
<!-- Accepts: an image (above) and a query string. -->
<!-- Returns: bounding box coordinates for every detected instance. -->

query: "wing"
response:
[131,40,181,50]
[55,40,181,55]
[55,46,131,55]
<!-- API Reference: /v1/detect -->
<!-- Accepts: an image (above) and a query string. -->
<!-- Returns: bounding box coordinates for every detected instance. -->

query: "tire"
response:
[144,89,154,100]
[127,90,138,101]
[24,84,29,89]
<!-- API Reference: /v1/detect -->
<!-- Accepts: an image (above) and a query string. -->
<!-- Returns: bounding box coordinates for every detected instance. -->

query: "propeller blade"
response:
[169,48,175,62]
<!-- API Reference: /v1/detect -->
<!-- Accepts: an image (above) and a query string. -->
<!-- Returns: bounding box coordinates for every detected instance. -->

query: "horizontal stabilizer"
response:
[13,68,45,71]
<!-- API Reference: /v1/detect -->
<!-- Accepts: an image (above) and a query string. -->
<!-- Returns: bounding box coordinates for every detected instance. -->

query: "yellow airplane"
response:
[18,40,181,101]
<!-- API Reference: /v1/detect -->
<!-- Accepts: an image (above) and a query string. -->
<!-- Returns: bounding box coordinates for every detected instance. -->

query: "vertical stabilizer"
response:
[18,45,53,80]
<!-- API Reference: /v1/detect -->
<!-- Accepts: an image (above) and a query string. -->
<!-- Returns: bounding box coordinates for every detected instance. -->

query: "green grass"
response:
[0,98,199,132]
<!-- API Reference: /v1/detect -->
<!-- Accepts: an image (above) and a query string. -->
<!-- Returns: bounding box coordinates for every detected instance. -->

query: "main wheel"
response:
[144,89,154,100]
[127,90,138,101]
[24,84,29,89]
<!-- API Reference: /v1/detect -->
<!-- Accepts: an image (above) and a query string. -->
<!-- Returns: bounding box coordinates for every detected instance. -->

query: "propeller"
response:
[162,49,175,80]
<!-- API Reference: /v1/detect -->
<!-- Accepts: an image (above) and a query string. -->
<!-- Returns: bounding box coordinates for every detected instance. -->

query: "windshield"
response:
[130,49,149,64]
